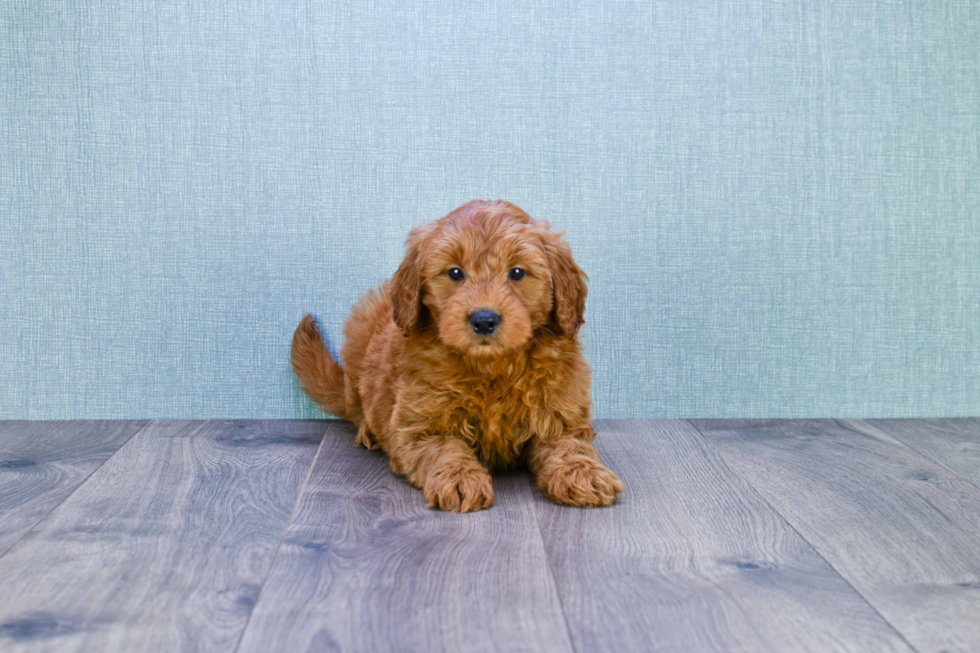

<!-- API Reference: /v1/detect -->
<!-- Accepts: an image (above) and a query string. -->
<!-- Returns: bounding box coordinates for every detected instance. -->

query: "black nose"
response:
[469,310,500,336]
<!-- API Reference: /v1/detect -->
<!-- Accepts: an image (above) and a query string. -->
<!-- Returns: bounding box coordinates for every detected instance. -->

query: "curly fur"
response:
[292,200,623,512]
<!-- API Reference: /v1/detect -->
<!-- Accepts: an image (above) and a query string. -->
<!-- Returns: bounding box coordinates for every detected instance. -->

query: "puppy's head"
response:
[391,200,587,359]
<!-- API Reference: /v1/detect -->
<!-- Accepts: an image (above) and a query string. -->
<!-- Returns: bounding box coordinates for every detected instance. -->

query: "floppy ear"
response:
[545,232,588,337]
[390,225,431,335]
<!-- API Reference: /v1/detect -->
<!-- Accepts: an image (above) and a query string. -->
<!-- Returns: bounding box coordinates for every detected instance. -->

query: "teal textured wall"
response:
[2,1,978,419]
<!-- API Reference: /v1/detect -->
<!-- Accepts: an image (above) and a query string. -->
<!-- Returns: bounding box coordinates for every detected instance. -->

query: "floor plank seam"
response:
[684,419,924,653]
[527,474,580,653]
[231,421,334,653]
[851,419,980,494]
[0,419,150,561]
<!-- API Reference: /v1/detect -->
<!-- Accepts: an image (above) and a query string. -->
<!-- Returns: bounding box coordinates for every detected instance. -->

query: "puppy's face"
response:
[422,219,553,359]
[391,201,587,359]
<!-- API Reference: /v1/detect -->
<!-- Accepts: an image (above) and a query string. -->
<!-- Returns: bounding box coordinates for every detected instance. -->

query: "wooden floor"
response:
[0,420,978,652]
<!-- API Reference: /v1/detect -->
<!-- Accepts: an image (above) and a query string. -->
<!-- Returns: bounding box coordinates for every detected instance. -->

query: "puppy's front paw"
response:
[424,464,494,513]
[540,456,623,508]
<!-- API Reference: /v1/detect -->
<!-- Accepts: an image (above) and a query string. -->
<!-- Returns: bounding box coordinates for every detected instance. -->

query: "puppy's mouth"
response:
[474,330,498,345]
[467,338,508,359]
[460,327,529,360]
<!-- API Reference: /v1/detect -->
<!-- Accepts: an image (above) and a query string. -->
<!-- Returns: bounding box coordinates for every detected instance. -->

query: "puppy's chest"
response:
[452,378,540,468]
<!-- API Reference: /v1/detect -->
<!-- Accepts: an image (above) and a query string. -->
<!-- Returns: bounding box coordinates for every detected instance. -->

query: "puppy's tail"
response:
[291,314,349,420]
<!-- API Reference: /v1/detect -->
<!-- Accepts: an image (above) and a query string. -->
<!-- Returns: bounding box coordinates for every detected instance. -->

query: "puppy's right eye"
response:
[447,268,465,281]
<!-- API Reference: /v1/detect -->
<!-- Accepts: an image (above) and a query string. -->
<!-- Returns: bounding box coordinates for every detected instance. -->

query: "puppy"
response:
[291,200,623,512]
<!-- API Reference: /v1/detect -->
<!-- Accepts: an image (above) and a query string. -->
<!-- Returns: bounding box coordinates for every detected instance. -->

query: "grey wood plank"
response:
[0,421,146,557]
[534,420,914,653]
[0,420,328,653]
[866,418,980,489]
[692,419,980,653]
[236,422,573,653]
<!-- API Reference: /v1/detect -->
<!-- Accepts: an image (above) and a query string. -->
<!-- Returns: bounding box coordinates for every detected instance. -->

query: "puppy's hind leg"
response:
[355,423,381,450]
[390,434,494,513]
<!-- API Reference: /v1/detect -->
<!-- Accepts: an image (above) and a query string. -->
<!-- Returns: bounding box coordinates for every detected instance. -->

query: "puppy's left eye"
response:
[508,268,526,281]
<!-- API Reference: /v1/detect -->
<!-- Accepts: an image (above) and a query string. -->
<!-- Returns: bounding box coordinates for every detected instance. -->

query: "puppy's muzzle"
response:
[469,310,500,336]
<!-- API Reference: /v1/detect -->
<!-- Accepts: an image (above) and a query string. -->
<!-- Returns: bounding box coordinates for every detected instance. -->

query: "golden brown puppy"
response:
[292,200,623,512]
